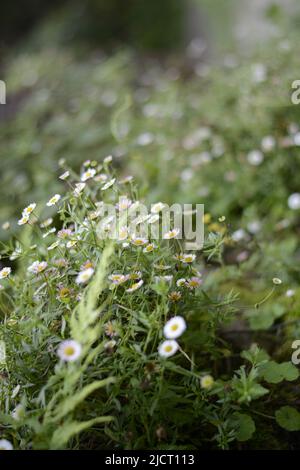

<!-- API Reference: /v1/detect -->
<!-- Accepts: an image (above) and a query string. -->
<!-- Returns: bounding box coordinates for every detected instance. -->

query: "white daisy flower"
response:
[163,316,187,339]
[143,243,156,253]
[104,340,117,350]
[101,178,116,191]
[176,278,186,287]
[76,267,94,284]
[247,220,261,234]
[109,274,129,285]
[104,155,113,164]
[186,277,202,289]
[117,196,132,211]
[126,279,144,293]
[73,182,86,197]
[151,202,165,214]
[40,217,53,228]
[118,226,129,241]
[158,340,179,358]
[2,221,10,231]
[0,439,13,450]
[200,374,214,390]
[12,404,25,421]
[59,171,70,180]
[22,203,36,216]
[47,241,60,251]
[247,150,264,166]
[154,275,173,284]
[181,253,196,263]
[131,235,148,246]
[18,215,29,226]
[120,175,133,184]
[261,135,275,152]
[0,267,11,279]
[57,339,82,362]
[232,228,246,242]
[94,174,108,183]
[163,228,180,240]
[46,194,61,207]
[28,261,48,274]
[288,193,300,210]
[286,289,295,297]
[66,240,77,248]
[272,277,282,285]
[81,168,96,182]
[42,227,56,238]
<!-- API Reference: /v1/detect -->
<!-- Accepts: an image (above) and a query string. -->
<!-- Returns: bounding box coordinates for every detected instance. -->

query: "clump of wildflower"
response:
[76,267,94,284]
[28,261,48,274]
[57,340,82,362]
[163,316,186,339]
[158,340,179,358]
[0,267,11,279]
[46,194,61,207]
[200,374,214,390]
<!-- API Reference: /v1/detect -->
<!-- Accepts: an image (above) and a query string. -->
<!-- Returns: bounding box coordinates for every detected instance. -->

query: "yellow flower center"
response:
[164,345,173,352]
[64,346,75,356]
[171,324,179,331]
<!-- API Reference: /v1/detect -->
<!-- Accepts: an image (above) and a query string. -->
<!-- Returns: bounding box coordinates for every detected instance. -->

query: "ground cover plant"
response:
[0,159,300,450]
